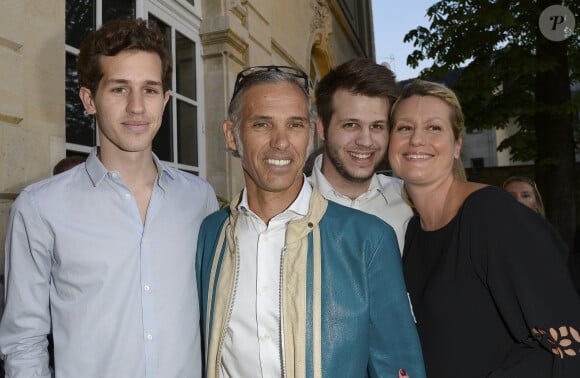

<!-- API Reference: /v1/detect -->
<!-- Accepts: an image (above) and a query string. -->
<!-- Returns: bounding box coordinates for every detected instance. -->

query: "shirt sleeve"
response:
[470,190,580,377]
[0,191,52,378]
[367,222,426,378]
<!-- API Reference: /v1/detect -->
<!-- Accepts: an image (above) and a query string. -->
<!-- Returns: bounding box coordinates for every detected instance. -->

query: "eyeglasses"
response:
[231,65,310,100]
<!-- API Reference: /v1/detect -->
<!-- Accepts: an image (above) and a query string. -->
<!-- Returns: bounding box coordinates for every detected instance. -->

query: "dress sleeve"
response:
[469,189,580,377]
[367,221,427,378]
[0,191,52,378]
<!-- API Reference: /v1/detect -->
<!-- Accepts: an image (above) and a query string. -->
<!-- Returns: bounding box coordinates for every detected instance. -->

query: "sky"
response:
[372,0,435,81]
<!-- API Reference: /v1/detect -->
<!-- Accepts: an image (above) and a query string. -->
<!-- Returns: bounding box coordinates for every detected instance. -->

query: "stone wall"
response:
[201,0,371,200]
[0,0,66,272]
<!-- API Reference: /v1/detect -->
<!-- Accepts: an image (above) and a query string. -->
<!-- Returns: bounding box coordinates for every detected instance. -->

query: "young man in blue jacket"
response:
[196,65,425,378]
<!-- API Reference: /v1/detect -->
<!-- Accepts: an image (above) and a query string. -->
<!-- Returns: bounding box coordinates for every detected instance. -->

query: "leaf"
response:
[570,327,580,342]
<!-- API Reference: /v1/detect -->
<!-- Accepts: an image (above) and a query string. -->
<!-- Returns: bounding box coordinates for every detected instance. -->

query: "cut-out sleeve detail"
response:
[532,326,580,358]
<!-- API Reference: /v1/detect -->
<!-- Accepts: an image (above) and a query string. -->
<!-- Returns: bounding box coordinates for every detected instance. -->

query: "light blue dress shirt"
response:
[0,149,218,378]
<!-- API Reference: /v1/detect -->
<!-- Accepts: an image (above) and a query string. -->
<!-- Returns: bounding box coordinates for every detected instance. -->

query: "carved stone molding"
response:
[229,0,248,25]
[311,0,332,51]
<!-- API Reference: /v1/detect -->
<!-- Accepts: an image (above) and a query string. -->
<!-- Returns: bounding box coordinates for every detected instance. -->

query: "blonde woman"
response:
[503,175,546,216]
[388,79,580,377]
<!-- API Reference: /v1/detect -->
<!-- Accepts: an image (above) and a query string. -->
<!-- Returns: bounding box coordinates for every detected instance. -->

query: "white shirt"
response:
[220,180,312,378]
[308,154,413,253]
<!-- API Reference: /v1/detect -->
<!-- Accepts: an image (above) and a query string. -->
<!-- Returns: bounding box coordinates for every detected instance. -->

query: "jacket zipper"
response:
[279,244,287,378]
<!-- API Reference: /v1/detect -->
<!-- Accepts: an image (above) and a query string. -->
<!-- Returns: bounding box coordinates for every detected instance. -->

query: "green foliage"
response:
[497,127,536,162]
[404,0,580,163]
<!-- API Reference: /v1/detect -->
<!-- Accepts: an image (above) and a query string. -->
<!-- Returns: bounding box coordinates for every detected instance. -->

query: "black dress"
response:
[403,186,580,378]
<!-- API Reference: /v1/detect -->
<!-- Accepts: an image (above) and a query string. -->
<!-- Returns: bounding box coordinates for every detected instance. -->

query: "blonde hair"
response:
[390,79,466,181]
[503,176,546,216]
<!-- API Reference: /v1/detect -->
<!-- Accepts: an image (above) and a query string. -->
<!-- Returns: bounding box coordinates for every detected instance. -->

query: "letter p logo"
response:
[539,5,575,42]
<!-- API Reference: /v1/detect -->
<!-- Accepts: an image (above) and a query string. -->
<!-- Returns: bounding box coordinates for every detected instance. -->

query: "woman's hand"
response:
[398,368,408,378]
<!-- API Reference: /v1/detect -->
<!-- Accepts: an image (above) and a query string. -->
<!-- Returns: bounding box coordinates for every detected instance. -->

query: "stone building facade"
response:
[0,0,375,269]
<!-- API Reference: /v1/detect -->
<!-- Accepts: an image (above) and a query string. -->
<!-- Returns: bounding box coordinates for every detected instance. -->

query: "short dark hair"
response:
[77,18,172,95]
[53,155,86,175]
[315,58,399,136]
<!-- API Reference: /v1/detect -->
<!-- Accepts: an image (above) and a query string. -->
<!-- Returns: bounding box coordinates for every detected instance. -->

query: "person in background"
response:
[504,176,580,295]
[503,175,546,216]
[196,65,425,378]
[52,155,87,175]
[0,19,218,378]
[309,58,412,253]
[389,79,580,377]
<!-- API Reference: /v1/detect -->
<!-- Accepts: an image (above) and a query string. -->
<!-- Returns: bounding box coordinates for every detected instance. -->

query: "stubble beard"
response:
[325,144,377,184]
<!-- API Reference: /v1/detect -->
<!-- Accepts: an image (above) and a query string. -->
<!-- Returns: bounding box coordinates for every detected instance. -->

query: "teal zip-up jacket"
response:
[196,188,426,378]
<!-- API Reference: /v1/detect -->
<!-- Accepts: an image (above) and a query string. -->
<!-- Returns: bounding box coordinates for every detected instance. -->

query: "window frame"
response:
[65,0,206,176]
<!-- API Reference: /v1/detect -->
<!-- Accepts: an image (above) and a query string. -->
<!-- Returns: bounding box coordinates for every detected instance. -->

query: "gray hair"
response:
[226,70,315,158]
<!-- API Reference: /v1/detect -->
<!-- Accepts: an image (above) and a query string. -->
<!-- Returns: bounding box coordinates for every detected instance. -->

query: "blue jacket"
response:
[196,188,426,378]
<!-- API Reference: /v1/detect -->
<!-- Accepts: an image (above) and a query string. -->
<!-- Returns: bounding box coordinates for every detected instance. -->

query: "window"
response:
[336,0,372,55]
[65,0,205,175]
[65,0,136,152]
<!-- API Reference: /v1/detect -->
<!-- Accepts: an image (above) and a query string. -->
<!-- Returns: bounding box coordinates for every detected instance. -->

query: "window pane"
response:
[176,32,196,99]
[153,101,173,162]
[66,0,95,48]
[148,15,173,91]
[66,53,96,146]
[102,0,136,23]
[177,101,198,166]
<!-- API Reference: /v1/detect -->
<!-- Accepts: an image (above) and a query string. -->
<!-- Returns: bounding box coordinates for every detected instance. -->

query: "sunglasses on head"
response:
[231,65,310,100]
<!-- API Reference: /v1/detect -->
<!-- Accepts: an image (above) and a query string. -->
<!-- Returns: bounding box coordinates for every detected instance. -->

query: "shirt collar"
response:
[85,147,173,188]
[239,176,312,218]
[309,154,382,200]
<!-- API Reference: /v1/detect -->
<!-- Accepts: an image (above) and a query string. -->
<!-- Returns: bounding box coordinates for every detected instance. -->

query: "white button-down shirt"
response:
[220,180,312,378]
[309,154,413,253]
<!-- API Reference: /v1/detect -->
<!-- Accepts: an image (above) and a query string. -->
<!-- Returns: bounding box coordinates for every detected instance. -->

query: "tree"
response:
[405,0,580,249]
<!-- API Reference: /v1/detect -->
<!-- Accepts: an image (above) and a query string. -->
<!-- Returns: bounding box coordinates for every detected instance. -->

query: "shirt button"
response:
[111,172,119,179]
[124,192,131,199]
[145,333,153,341]
[144,285,151,292]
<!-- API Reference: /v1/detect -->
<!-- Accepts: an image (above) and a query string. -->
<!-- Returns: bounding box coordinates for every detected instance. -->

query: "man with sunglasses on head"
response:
[196,65,425,378]
[0,19,218,377]
[309,58,412,253]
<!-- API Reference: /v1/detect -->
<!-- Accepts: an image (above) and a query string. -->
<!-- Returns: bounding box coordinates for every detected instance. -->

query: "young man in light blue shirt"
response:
[0,19,217,378]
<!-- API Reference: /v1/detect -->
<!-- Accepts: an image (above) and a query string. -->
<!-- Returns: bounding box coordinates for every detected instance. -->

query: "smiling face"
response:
[79,50,170,158]
[223,81,312,199]
[317,89,389,185]
[388,94,462,186]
